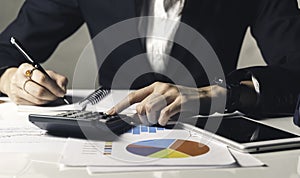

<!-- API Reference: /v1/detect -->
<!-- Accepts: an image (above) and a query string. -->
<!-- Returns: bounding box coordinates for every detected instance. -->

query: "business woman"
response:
[0,0,300,125]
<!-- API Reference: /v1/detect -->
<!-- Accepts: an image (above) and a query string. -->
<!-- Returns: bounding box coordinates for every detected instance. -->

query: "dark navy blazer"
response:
[1,0,300,115]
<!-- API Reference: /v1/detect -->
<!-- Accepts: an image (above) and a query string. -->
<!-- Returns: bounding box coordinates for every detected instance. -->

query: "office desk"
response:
[0,90,300,178]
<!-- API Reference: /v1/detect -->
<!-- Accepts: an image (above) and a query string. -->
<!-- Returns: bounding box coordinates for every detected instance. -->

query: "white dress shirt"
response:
[146,0,185,73]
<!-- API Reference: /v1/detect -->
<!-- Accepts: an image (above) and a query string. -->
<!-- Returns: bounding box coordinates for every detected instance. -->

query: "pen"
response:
[10,37,70,104]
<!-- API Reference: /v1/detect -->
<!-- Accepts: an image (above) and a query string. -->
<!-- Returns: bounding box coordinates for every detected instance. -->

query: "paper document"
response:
[228,148,265,167]
[0,136,65,153]
[17,103,79,113]
[17,90,136,114]
[60,124,265,174]
[0,119,65,153]
[86,149,265,174]
[0,126,45,138]
[0,118,46,138]
[86,165,230,174]
[60,126,236,167]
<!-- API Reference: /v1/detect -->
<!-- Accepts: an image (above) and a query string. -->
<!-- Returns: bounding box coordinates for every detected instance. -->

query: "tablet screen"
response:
[193,117,299,143]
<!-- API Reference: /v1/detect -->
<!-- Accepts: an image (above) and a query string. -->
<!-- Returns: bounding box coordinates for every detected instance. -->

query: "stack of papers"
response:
[0,113,264,174]
[4,91,264,174]
[59,125,264,174]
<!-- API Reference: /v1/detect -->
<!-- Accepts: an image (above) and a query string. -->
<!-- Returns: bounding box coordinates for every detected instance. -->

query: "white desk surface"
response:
[0,90,300,178]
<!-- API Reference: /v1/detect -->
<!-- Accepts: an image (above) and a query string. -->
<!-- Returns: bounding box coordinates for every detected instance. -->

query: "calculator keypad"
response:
[56,110,108,121]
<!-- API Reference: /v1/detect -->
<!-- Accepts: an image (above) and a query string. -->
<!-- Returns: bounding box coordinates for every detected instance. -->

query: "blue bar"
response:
[157,127,164,130]
[149,127,156,133]
[141,126,149,132]
[104,148,112,152]
[133,126,141,135]
[127,128,133,133]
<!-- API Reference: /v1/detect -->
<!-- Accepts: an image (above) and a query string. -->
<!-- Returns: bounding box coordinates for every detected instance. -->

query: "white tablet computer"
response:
[179,116,300,153]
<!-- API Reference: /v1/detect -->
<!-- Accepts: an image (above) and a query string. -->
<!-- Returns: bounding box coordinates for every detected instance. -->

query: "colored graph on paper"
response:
[61,137,236,167]
[126,139,210,158]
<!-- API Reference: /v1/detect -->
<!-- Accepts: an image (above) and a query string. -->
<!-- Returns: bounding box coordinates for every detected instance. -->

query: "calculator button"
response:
[106,115,121,122]
[101,113,109,119]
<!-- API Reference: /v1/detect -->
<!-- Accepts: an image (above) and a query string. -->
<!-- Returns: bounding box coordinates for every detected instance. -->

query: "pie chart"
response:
[126,139,210,158]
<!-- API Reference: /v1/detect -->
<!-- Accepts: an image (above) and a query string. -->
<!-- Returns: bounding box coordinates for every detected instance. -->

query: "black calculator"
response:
[29,110,135,141]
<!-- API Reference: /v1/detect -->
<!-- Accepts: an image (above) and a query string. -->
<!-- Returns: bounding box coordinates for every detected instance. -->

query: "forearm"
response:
[197,82,257,115]
[0,67,17,95]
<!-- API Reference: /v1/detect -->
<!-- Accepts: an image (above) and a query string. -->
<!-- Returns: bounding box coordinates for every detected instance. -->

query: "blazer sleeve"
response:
[0,0,84,73]
[227,0,300,116]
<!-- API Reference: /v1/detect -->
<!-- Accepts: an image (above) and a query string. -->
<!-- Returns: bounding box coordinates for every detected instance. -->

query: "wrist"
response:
[226,82,241,112]
[198,84,227,114]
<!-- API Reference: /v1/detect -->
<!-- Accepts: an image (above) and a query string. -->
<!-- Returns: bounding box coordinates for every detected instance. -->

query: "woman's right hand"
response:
[0,63,68,105]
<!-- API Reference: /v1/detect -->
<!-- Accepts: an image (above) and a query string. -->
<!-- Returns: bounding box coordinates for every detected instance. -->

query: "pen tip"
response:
[10,37,15,44]
[64,98,70,105]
